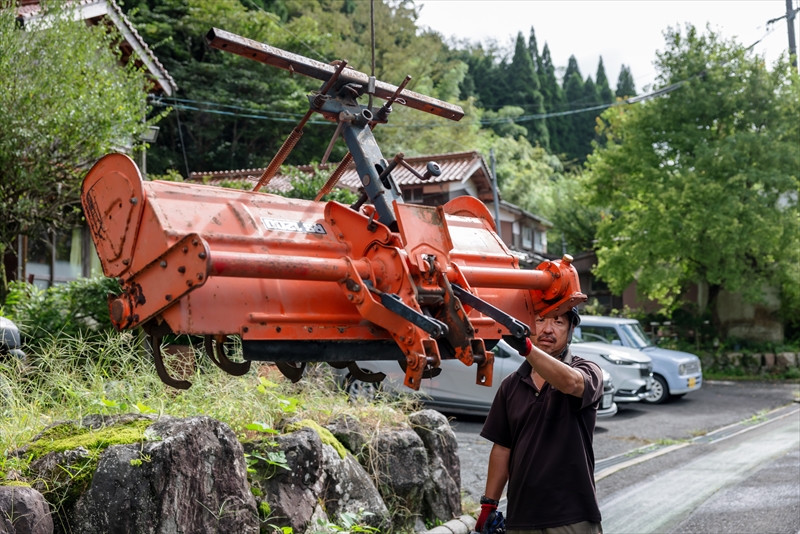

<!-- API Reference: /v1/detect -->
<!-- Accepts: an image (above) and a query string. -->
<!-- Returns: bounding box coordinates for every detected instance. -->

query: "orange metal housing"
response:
[82,154,586,389]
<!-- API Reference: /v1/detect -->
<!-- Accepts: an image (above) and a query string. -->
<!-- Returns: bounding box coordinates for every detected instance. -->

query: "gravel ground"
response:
[447,380,799,502]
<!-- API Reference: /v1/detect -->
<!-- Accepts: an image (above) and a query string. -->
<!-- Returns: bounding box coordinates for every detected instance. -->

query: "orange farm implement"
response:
[81,28,586,390]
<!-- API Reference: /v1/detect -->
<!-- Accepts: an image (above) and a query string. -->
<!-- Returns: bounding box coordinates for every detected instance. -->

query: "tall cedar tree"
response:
[596,57,614,104]
[528,27,541,71]
[562,57,585,161]
[538,44,570,156]
[616,64,637,97]
[507,33,549,148]
[459,45,501,108]
[577,76,599,159]
[563,55,582,90]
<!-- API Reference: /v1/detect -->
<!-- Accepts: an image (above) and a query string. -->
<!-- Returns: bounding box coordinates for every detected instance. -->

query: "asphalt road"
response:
[448,380,800,510]
[598,408,800,533]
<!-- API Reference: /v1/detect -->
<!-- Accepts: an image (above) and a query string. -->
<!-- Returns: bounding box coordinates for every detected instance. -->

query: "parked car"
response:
[0,317,25,360]
[576,316,702,404]
[569,338,654,404]
[338,340,618,417]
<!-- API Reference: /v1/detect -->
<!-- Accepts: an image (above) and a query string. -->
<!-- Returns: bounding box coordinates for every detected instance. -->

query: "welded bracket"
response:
[109,233,210,331]
[336,257,438,390]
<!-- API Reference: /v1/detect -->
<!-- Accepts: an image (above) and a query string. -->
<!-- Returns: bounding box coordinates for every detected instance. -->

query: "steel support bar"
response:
[205,28,464,121]
[456,266,553,290]
[209,252,371,281]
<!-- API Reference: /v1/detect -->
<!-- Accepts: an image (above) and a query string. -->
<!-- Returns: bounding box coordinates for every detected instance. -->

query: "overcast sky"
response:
[415,0,798,93]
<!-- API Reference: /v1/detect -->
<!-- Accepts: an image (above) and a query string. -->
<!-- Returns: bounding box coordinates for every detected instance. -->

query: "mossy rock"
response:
[285,419,347,459]
[7,414,156,522]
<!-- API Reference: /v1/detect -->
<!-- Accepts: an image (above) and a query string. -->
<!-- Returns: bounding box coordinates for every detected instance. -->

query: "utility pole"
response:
[787,0,798,69]
[489,149,502,240]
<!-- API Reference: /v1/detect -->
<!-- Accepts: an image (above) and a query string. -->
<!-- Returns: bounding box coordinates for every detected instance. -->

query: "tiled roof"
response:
[189,151,496,200]
[495,199,553,226]
[17,0,177,95]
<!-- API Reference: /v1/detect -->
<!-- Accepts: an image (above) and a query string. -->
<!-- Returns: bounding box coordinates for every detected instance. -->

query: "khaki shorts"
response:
[507,521,602,534]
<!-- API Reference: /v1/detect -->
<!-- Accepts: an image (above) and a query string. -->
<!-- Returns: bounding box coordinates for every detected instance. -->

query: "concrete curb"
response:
[422,514,477,534]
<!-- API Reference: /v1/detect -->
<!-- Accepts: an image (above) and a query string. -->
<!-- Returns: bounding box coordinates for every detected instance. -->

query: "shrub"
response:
[2,277,120,346]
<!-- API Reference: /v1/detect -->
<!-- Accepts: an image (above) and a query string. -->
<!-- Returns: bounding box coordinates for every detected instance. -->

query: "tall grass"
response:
[0,330,414,454]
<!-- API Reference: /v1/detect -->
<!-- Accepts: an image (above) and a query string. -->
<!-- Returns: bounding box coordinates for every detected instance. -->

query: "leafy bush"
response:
[2,277,120,345]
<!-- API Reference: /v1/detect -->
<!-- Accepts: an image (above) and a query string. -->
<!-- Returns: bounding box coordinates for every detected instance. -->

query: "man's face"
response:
[534,313,570,357]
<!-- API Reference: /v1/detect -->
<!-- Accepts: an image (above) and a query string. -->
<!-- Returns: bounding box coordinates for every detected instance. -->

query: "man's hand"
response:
[505,336,532,356]
[475,502,497,532]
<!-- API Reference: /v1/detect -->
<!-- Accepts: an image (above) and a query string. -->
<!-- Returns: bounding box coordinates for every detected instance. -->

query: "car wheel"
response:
[644,374,670,404]
[344,374,381,403]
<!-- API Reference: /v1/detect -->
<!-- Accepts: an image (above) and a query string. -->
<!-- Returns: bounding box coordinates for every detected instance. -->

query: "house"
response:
[6,0,176,289]
[189,151,552,266]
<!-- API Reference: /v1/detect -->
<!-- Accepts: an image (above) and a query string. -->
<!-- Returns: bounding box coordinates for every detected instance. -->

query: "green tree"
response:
[615,64,636,98]
[575,75,600,159]
[507,32,549,149]
[497,143,601,255]
[562,65,585,160]
[538,44,570,156]
[0,4,152,302]
[596,57,614,104]
[586,25,800,331]
[528,26,541,72]
[124,0,334,176]
[563,55,582,90]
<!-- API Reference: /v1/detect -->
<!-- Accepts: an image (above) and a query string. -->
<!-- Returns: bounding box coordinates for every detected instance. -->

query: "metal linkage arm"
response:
[451,284,530,339]
[380,293,449,339]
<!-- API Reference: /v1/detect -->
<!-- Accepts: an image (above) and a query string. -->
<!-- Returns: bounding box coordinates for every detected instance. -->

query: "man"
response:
[476,308,603,534]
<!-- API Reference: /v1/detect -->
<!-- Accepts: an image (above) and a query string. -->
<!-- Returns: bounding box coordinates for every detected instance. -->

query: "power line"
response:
[151,25,777,131]
[149,99,334,126]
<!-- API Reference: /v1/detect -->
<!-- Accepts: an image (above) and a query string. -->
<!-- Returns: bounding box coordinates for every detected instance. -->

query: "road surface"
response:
[448,380,799,532]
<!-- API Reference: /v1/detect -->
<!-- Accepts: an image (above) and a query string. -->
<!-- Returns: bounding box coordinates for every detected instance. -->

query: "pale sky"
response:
[415,0,798,92]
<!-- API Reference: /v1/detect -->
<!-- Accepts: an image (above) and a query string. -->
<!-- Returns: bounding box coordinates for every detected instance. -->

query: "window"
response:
[534,230,546,253]
[578,326,622,345]
[405,186,423,203]
[522,226,532,249]
[24,226,97,288]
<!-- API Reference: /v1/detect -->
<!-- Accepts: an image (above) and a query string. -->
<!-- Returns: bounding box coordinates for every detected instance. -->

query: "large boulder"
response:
[319,440,389,529]
[0,485,54,534]
[325,414,367,455]
[366,428,429,527]
[410,410,462,522]
[71,416,258,534]
[246,427,328,532]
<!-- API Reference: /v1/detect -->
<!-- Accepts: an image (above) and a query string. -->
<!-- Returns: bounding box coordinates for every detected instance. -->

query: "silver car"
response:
[570,337,654,404]
[577,316,702,404]
[338,340,618,418]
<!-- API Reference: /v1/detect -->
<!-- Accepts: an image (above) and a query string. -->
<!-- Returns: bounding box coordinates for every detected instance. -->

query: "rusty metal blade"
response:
[205,28,464,122]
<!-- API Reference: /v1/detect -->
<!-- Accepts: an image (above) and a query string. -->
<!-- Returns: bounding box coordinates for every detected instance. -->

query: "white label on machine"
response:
[261,217,327,235]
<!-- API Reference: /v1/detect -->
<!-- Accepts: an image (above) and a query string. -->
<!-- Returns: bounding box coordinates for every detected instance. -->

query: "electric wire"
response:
[154,22,782,139]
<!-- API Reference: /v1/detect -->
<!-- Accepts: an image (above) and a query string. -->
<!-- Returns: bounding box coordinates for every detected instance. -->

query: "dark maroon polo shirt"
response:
[480,349,603,530]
